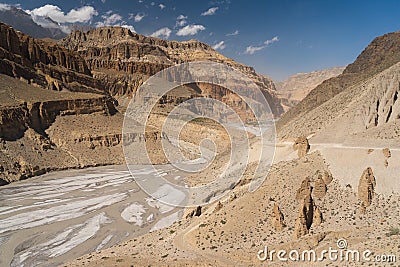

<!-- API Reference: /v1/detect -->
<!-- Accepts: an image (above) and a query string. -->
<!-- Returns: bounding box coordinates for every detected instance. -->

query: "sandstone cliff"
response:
[0,74,121,183]
[0,22,103,94]
[60,27,284,117]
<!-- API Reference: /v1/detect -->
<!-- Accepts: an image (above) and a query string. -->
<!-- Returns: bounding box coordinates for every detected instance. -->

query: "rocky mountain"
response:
[0,22,277,184]
[0,6,66,39]
[1,20,400,267]
[277,30,400,139]
[0,22,166,184]
[59,27,284,117]
[0,22,103,94]
[276,66,345,111]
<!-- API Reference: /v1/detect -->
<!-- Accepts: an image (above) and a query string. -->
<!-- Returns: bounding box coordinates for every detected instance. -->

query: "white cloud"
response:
[244,36,279,55]
[130,12,145,22]
[95,11,135,32]
[103,13,122,24]
[121,24,135,32]
[29,5,98,24]
[176,14,187,27]
[150,27,171,39]
[0,3,11,11]
[212,41,226,50]
[176,24,205,36]
[151,2,155,6]
[176,20,187,27]
[264,36,279,45]
[244,45,265,55]
[226,30,239,36]
[159,3,166,9]
[201,7,218,16]
[101,0,106,3]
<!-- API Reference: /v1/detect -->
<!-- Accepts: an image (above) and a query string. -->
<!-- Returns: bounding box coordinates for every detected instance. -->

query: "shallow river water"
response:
[0,165,186,267]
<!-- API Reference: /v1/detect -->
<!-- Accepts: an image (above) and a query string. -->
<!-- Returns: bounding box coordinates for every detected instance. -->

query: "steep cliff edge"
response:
[60,27,284,117]
[0,22,104,94]
[0,74,122,183]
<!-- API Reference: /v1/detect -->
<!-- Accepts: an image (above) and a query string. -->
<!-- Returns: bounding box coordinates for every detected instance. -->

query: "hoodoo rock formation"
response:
[270,203,285,231]
[383,148,391,167]
[295,177,312,201]
[294,192,314,239]
[313,206,323,226]
[358,167,376,207]
[293,136,310,158]
[313,175,327,199]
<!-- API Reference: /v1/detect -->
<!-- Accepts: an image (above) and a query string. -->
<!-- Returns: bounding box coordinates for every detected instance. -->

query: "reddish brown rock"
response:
[60,26,284,117]
[0,22,102,94]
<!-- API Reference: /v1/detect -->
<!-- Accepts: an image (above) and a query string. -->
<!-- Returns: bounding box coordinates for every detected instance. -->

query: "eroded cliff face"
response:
[60,26,284,117]
[0,22,103,94]
[0,23,282,184]
[0,74,121,183]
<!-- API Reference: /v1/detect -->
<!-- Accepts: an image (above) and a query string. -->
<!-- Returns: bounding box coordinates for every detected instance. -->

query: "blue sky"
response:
[1,0,400,80]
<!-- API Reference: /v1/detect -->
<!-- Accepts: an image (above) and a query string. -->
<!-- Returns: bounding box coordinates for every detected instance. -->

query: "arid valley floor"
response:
[0,5,400,267]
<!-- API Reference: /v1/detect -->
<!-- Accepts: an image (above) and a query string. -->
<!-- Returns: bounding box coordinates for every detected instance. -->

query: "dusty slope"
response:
[277,30,400,130]
[276,67,344,111]
[278,61,400,142]
[65,147,400,267]
[64,30,400,267]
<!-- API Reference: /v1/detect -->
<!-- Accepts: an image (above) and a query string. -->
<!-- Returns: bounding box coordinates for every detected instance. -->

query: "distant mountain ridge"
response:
[0,5,66,39]
[277,30,400,134]
[277,30,400,142]
[276,66,345,111]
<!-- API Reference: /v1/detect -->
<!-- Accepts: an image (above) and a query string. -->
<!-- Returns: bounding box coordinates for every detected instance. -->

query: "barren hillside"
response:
[276,67,345,111]
[277,30,400,130]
